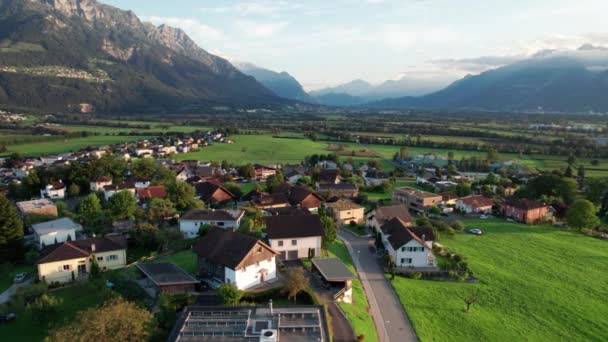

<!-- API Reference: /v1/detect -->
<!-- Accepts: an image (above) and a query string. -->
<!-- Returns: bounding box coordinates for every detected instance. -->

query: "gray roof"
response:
[32,217,82,236]
[136,262,198,286]
[311,258,355,282]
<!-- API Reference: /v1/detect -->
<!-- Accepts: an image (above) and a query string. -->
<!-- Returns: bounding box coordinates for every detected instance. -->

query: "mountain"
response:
[310,79,374,97]
[371,47,608,112]
[235,62,313,102]
[0,0,286,114]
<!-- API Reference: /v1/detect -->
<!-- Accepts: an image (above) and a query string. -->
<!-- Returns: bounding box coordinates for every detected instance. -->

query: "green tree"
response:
[217,283,243,305]
[90,255,101,279]
[0,194,24,261]
[486,149,499,162]
[68,184,81,197]
[223,182,243,199]
[567,199,600,230]
[399,146,409,159]
[320,216,337,246]
[198,224,212,237]
[556,178,578,205]
[447,151,455,161]
[26,294,63,323]
[46,297,154,342]
[238,164,256,179]
[455,183,472,197]
[429,206,441,215]
[131,158,157,179]
[567,155,577,167]
[584,178,608,205]
[146,198,176,224]
[283,267,308,302]
[166,182,200,211]
[485,172,498,185]
[108,190,137,220]
[464,293,478,313]
[238,218,254,234]
[577,165,586,179]
[564,166,573,178]
[78,193,103,227]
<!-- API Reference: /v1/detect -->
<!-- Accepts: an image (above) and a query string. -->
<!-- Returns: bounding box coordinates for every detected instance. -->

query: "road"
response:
[0,277,34,305]
[340,231,418,342]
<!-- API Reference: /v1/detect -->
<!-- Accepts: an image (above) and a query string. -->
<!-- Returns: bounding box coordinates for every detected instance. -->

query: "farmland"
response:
[1,135,152,157]
[391,219,608,341]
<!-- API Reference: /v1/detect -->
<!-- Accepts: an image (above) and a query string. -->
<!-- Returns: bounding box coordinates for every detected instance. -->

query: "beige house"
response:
[266,214,324,260]
[326,199,365,225]
[392,187,442,214]
[37,237,127,284]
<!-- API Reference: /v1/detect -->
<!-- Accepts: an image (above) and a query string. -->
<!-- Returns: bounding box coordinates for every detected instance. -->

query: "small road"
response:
[340,231,418,342]
[0,277,34,305]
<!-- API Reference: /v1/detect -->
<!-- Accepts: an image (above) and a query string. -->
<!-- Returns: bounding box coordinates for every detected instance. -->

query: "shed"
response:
[311,258,355,303]
[136,262,198,295]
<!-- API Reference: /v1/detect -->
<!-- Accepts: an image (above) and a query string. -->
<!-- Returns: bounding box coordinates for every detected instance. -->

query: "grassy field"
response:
[156,249,198,274]
[391,219,608,341]
[1,135,152,157]
[0,264,35,293]
[328,241,379,342]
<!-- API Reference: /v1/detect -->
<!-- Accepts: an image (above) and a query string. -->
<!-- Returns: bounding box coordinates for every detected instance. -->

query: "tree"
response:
[26,294,63,323]
[78,193,103,227]
[90,255,101,278]
[555,178,578,205]
[564,166,573,178]
[222,182,243,199]
[146,198,176,223]
[108,190,137,220]
[198,224,212,237]
[484,172,498,185]
[166,182,200,211]
[131,158,157,179]
[447,151,455,162]
[577,165,586,179]
[283,267,308,302]
[429,206,441,215]
[584,178,608,205]
[238,218,254,234]
[217,283,243,305]
[464,293,478,313]
[0,194,24,261]
[567,199,600,230]
[46,297,154,342]
[486,148,499,162]
[68,184,81,197]
[320,216,337,246]
[238,164,255,179]
[399,146,409,159]
[567,155,577,167]
[455,183,472,197]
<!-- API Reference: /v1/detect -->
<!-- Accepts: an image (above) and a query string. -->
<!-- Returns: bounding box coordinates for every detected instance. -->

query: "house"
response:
[456,195,494,214]
[194,227,278,290]
[366,205,413,232]
[195,182,236,206]
[439,192,459,206]
[266,214,324,260]
[36,236,127,284]
[318,169,341,184]
[264,206,311,216]
[90,176,112,192]
[168,304,330,342]
[501,198,553,224]
[364,171,390,186]
[176,168,195,182]
[32,217,81,249]
[316,183,359,199]
[386,226,436,268]
[285,170,304,184]
[40,181,66,199]
[103,183,136,201]
[287,186,324,212]
[128,177,150,189]
[179,209,245,238]
[317,160,338,169]
[392,187,442,214]
[16,199,58,217]
[253,193,290,210]
[136,262,198,295]
[136,185,167,204]
[135,148,153,157]
[326,199,365,225]
[254,164,277,181]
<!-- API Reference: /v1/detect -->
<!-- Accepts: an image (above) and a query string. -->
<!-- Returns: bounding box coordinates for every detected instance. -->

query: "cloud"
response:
[234,20,288,38]
[199,1,298,16]
[143,16,224,41]
[431,55,525,73]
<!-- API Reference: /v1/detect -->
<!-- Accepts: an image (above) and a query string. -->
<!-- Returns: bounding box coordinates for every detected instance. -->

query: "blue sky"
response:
[103,0,608,90]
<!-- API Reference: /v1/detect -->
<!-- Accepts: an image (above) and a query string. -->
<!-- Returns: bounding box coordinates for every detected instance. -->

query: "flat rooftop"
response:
[394,186,441,199]
[136,262,198,286]
[32,217,81,235]
[311,258,355,282]
[16,199,56,212]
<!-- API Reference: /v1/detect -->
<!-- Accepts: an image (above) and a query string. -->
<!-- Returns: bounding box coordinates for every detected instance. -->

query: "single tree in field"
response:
[283,267,308,302]
[447,151,455,162]
[46,297,154,342]
[108,190,137,220]
[567,199,600,230]
[464,293,478,313]
[218,283,243,305]
[0,194,24,261]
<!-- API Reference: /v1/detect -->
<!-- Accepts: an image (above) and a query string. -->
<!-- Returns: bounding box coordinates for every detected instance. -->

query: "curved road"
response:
[340,231,418,342]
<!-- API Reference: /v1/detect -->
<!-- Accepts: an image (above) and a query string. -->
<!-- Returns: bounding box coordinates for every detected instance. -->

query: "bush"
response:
[451,220,465,231]
[218,283,243,305]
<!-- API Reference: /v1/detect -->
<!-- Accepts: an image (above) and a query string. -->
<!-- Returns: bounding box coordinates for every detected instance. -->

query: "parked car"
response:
[13,273,27,284]
[0,313,16,323]
[440,212,450,217]
[480,215,489,219]
[205,277,223,289]
[467,229,483,235]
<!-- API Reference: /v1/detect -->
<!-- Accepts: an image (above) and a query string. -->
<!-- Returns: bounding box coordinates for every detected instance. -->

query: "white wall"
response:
[179,218,242,238]
[224,257,277,290]
[36,229,76,249]
[388,239,435,268]
[269,236,322,259]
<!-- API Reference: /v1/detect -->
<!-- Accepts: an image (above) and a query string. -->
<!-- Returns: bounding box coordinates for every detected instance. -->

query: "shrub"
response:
[218,283,243,305]
[451,220,465,231]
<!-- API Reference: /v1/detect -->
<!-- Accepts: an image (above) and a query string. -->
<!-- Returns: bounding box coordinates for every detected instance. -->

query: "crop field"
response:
[391,219,608,341]
[1,135,152,157]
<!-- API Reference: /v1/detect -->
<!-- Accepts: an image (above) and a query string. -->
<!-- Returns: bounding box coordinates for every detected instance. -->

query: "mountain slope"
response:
[236,62,313,102]
[310,79,374,97]
[371,48,608,112]
[0,0,285,113]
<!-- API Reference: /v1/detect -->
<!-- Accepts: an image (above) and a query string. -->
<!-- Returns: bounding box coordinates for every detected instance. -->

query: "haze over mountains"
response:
[0,0,607,113]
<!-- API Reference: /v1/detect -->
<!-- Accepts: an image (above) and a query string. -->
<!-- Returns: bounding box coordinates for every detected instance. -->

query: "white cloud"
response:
[199,1,297,16]
[143,16,224,41]
[234,20,288,38]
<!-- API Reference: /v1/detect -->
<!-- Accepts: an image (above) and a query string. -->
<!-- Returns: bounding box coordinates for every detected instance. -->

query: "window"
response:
[255,262,260,267]
[278,240,284,247]
[97,256,103,261]
[106,255,118,261]
[62,265,70,271]
[217,222,225,226]
[291,240,297,246]
[401,258,412,264]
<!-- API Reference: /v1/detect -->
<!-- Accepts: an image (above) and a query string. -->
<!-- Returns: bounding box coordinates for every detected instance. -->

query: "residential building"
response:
[266,214,324,260]
[16,199,57,217]
[387,226,436,268]
[287,186,324,212]
[90,176,112,192]
[136,262,198,295]
[102,183,136,201]
[176,168,194,182]
[363,171,390,186]
[439,192,459,206]
[195,182,236,206]
[318,169,341,184]
[392,187,442,214]
[366,205,413,232]
[36,236,127,284]
[168,304,330,342]
[501,198,553,224]
[179,209,245,238]
[40,181,66,199]
[254,164,277,181]
[136,185,167,204]
[456,195,494,214]
[326,199,365,225]
[316,183,359,199]
[194,227,278,290]
[253,193,290,210]
[32,217,81,249]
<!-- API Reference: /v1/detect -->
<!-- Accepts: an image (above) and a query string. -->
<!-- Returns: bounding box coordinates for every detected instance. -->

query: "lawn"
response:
[0,264,35,293]
[156,249,198,274]
[328,241,379,342]
[2,135,152,157]
[391,219,608,341]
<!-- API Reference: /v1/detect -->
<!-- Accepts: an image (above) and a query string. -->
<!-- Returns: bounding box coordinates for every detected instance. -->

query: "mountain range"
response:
[0,0,286,114]
[235,62,313,102]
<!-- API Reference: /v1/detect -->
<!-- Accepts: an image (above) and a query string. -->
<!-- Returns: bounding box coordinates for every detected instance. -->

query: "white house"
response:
[386,226,436,268]
[179,209,245,238]
[102,184,136,201]
[455,195,494,214]
[135,148,153,157]
[32,217,81,249]
[90,176,112,192]
[176,168,194,182]
[265,214,324,260]
[194,228,279,290]
[40,181,66,199]
[129,177,150,189]
[366,205,413,233]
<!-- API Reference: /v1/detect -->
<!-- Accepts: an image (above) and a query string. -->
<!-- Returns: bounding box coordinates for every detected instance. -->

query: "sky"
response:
[103,0,608,90]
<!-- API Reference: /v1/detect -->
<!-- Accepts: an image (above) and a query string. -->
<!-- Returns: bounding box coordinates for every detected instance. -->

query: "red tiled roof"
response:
[459,195,494,208]
[503,198,548,211]
[136,185,167,201]
[95,176,112,182]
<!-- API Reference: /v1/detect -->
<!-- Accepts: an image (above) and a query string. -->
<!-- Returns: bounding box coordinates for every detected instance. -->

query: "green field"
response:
[328,241,379,342]
[391,219,608,341]
[2,135,151,156]
[0,264,35,293]
[156,249,198,274]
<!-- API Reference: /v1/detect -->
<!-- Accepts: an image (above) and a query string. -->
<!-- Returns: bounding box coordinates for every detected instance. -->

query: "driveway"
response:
[0,277,34,305]
[340,231,418,342]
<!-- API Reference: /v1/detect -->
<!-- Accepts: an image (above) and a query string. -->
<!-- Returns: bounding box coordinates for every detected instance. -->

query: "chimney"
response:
[269,299,273,314]
[91,244,96,252]
[422,234,426,241]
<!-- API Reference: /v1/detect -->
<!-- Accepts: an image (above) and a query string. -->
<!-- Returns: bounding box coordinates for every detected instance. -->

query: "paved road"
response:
[0,277,34,305]
[340,231,418,342]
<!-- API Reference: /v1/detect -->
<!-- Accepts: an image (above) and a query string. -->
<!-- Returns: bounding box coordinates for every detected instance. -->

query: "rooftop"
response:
[136,262,198,286]
[311,258,355,282]
[265,214,324,239]
[32,217,81,235]
[16,198,56,213]
[393,186,441,199]
[326,199,363,211]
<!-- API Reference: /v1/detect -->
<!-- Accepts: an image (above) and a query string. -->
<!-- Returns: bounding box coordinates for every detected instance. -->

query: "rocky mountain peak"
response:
[41,0,104,22]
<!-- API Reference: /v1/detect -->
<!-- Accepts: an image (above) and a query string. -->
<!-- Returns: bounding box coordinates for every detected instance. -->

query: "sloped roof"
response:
[288,186,322,205]
[374,205,413,223]
[503,198,549,211]
[136,185,167,201]
[326,199,363,212]
[94,176,112,182]
[195,182,235,202]
[255,193,290,207]
[264,206,311,216]
[181,209,243,221]
[459,195,494,208]
[136,262,198,286]
[312,258,354,282]
[37,236,126,264]
[317,183,358,191]
[387,226,435,250]
[265,214,324,239]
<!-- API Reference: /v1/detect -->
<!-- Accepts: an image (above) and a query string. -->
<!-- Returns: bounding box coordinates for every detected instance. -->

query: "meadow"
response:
[1,135,152,157]
[391,219,608,341]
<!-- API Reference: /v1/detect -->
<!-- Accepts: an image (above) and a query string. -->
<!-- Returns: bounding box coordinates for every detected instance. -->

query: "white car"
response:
[13,273,27,284]
[480,215,489,219]
[467,229,483,235]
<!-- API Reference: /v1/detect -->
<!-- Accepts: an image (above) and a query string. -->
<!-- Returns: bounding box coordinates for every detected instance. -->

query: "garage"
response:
[287,250,299,260]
